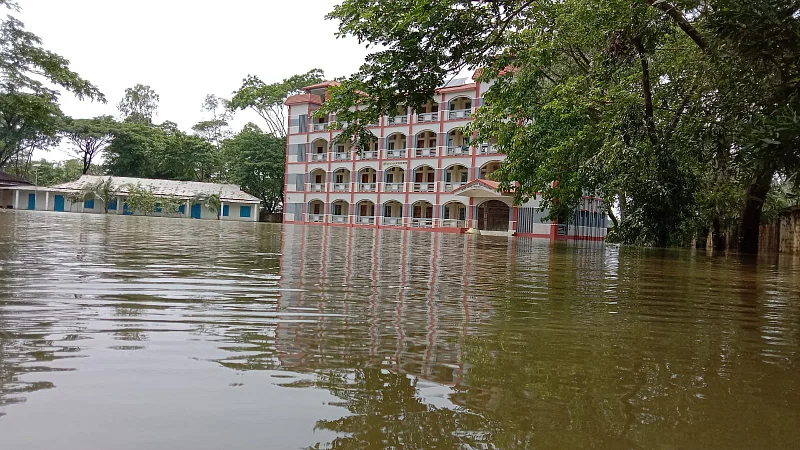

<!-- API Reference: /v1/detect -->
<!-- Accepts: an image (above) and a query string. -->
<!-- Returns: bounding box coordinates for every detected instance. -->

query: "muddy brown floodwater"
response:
[0,211,799,449]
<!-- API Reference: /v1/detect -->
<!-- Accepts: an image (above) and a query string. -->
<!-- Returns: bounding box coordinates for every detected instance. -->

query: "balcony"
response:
[416,112,438,123]
[308,214,325,223]
[387,115,408,125]
[310,153,327,162]
[385,149,407,159]
[479,143,499,154]
[358,183,377,192]
[333,183,349,192]
[358,151,378,160]
[334,152,351,161]
[382,217,403,226]
[444,182,465,192]
[440,219,467,228]
[311,123,329,132]
[415,147,437,158]
[384,183,405,192]
[309,183,326,192]
[413,182,435,192]
[411,218,434,228]
[356,216,376,225]
[331,215,350,224]
[446,146,470,156]
[447,109,472,120]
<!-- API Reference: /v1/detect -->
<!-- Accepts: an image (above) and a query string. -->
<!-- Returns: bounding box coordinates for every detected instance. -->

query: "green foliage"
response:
[159,195,182,216]
[124,183,158,215]
[60,115,117,174]
[193,94,232,148]
[229,70,324,137]
[0,92,63,167]
[193,192,221,219]
[221,123,285,213]
[81,177,118,213]
[117,84,159,124]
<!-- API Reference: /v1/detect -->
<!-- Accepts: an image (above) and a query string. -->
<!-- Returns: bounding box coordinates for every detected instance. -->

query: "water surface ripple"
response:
[1,211,799,449]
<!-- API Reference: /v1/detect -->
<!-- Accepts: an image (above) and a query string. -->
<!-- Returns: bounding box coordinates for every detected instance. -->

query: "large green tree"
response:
[0,0,104,170]
[117,84,159,124]
[229,69,325,137]
[60,115,117,174]
[320,0,800,252]
[221,123,285,213]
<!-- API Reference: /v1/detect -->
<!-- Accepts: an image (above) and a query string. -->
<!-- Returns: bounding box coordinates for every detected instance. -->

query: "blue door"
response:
[222,205,229,217]
[54,195,65,212]
[123,203,133,215]
[191,203,201,219]
[27,193,36,210]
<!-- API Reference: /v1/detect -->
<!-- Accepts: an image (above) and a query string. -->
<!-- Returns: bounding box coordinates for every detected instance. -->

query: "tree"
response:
[81,177,118,213]
[194,192,221,219]
[60,115,116,174]
[221,123,285,213]
[192,94,232,148]
[0,1,104,169]
[229,70,325,137]
[117,84,159,124]
[320,0,800,252]
[125,183,158,215]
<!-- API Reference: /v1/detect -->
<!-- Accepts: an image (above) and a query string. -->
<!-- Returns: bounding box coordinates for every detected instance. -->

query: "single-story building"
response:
[0,175,261,222]
[0,170,32,208]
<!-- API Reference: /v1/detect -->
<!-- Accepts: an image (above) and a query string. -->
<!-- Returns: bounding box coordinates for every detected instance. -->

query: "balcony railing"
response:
[310,153,327,162]
[385,149,407,159]
[440,219,467,228]
[416,112,438,122]
[356,216,376,225]
[311,122,329,132]
[309,183,326,192]
[415,147,437,157]
[382,217,403,226]
[384,182,405,192]
[331,215,350,224]
[413,182,435,192]
[308,214,325,223]
[358,183,377,192]
[358,151,378,160]
[333,183,349,192]
[444,182,465,192]
[446,145,470,156]
[387,115,409,125]
[334,152,351,161]
[479,143,499,154]
[447,109,472,120]
[411,218,434,228]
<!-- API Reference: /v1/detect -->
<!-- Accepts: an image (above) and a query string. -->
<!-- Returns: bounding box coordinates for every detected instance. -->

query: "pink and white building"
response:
[283,76,608,241]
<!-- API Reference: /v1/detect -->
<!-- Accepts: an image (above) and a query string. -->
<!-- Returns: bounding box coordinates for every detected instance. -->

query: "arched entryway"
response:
[477,200,510,231]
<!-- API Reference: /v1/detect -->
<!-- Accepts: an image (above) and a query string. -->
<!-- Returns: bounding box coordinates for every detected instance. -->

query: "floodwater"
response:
[0,211,799,449]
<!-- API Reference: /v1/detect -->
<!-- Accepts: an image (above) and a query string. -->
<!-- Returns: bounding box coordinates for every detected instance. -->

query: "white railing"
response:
[358,151,378,160]
[447,109,472,120]
[387,115,409,125]
[413,182,435,192]
[358,183,377,192]
[308,214,325,223]
[311,123,329,132]
[333,183,349,192]
[479,143,499,154]
[310,153,327,162]
[385,149,407,159]
[446,145,470,156]
[334,152,351,161]
[357,216,376,225]
[416,112,438,122]
[331,215,350,224]
[411,218,434,228]
[440,219,467,228]
[444,182,465,192]
[382,217,403,226]
[309,183,326,192]
[384,183,405,192]
[415,147,437,157]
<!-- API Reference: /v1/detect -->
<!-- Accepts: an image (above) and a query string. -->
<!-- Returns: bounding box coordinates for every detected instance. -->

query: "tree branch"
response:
[633,37,658,146]
[646,0,711,54]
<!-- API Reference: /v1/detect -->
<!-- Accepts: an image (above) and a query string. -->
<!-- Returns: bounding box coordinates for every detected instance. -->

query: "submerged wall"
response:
[760,208,800,254]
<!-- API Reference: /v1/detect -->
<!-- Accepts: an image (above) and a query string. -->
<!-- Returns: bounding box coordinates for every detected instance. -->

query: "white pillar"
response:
[185,200,191,219]
[14,190,19,209]
[220,201,225,220]
[45,191,49,211]
[253,204,259,222]
[116,196,122,214]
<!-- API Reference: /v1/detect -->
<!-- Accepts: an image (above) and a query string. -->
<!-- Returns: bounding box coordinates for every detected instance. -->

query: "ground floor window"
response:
[240,205,251,218]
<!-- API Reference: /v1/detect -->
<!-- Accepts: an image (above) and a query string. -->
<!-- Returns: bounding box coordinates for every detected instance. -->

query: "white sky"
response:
[17,0,371,161]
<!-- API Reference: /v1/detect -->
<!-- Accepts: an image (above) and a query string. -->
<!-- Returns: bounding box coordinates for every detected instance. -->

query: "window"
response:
[333,203,343,216]
[240,205,251,218]
[388,141,395,150]
[337,145,345,153]
[179,204,185,214]
[460,171,468,183]
[222,205,230,217]
[154,203,162,213]
[315,174,323,184]
[317,146,324,153]
[335,173,345,183]
[313,203,321,214]
[459,207,466,221]
[109,199,117,211]
[84,199,95,209]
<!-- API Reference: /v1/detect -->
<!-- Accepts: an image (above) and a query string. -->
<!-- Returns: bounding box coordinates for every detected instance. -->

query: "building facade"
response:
[283,78,608,240]
[1,175,261,222]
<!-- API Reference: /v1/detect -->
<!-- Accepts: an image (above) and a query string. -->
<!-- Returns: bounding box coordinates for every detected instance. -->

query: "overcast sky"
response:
[17,0,370,160]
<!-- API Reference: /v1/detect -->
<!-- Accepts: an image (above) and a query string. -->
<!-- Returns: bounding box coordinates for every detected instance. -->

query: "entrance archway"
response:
[477,200,510,231]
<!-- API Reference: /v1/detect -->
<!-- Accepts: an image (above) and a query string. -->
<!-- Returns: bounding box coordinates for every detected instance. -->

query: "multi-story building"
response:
[283,76,608,241]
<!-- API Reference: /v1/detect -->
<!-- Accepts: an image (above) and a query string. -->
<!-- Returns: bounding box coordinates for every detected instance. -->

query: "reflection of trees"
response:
[307,368,497,449]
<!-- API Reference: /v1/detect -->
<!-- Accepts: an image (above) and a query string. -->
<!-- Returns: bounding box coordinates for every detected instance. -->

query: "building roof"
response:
[285,93,323,106]
[0,170,31,187]
[49,175,261,203]
[302,81,341,91]
[452,179,515,198]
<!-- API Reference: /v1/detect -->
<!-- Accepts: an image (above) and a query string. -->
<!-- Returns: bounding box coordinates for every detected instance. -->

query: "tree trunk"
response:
[712,218,726,251]
[738,167,776,254]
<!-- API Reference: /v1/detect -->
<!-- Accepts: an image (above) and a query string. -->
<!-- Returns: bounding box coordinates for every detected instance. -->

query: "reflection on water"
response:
[0,211,799,449]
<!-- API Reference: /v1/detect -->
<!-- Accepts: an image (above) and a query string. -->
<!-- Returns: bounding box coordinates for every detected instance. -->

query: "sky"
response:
[16,0,371,161]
